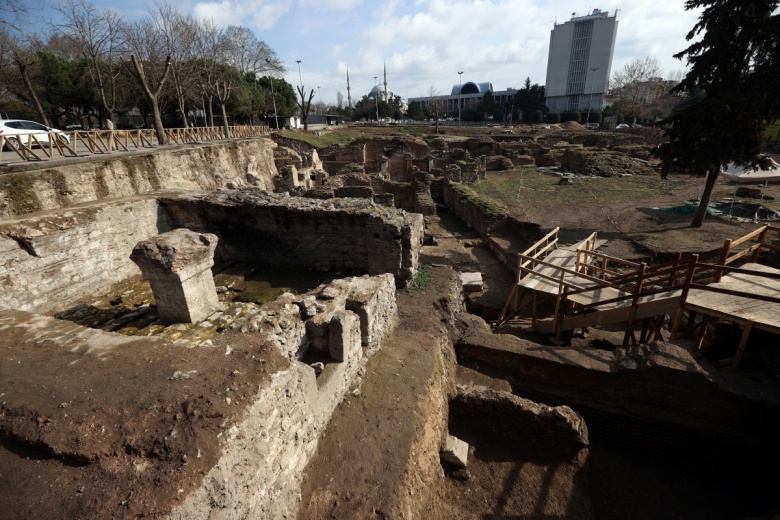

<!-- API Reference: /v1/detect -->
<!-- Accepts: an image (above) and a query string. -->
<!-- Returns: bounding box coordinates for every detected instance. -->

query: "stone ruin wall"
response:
[440,182,506,236]
[0,138,279,219]
[0,197,168,313]
[0,272,401,519]
[171,274,399,519]
[158,192,423,286]
[0,192,423,314]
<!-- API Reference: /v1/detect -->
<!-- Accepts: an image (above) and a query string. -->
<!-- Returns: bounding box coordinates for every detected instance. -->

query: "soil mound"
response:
[559,120,584,130]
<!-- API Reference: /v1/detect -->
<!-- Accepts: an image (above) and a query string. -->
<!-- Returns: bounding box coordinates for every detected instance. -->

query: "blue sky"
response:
[33,0,702,107]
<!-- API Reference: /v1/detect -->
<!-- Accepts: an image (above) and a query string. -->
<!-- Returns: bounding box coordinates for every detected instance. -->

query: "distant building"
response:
[407,82,518,118]
[359,63,408,112]
[545,9,618,113]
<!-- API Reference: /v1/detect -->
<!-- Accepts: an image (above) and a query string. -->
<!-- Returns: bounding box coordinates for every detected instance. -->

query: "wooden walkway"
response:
[673,262,780,368]
[495,224,780,369]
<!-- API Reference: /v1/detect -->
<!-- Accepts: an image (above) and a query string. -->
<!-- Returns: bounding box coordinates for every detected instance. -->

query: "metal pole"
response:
[266,59,279,130]
[296,60,303,126]
[374,76,379,122]
[457,71,463,127]
[318,86,321,114]
[586,67,599,125]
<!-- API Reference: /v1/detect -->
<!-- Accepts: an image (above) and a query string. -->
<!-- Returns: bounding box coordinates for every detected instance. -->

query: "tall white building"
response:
[545,9,618,114]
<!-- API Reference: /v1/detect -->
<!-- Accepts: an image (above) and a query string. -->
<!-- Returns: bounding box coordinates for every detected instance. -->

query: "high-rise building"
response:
[545,9,618,114]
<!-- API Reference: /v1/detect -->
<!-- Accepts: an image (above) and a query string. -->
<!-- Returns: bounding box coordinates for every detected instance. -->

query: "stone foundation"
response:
[0,192,423,314]
[0,139,279,218]
[0,271,399,519]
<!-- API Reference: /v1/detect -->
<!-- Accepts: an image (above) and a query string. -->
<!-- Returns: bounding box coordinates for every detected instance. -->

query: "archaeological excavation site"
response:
[1,125,780,520]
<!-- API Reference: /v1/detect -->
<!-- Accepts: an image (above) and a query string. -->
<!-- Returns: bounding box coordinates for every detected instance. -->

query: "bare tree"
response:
[0,0,29,32]
[610,56,663,120]
[296,84,315,131]
[153,2,200,127]
[198,20,233,137]
[122,15,172,145]
[1,28,49,125]
[336,91,344,111]
[56,0,124,127]
[426,86,445,133]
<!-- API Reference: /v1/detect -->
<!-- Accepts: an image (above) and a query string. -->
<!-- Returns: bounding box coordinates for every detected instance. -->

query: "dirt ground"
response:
[4,125,780,518]
[0,310,290,519]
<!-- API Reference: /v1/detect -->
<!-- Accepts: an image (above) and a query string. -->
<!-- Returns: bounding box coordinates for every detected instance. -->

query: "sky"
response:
[31,0,703,107]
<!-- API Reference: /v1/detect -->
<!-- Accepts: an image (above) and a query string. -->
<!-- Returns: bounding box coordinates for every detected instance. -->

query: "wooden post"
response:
[716,239,732,282]
[751,226,769,262]
[730,321,754,370]
[553,270,565,341]
[623,262,647,347]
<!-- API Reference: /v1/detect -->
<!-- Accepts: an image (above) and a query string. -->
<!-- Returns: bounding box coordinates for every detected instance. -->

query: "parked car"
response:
[583,123,600,129]
[616,123,630,129]
[0,119,71,150]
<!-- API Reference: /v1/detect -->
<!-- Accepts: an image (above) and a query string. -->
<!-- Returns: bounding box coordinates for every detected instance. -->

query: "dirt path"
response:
[297,266,460,519]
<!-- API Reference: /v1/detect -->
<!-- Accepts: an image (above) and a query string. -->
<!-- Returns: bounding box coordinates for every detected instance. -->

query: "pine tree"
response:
[654,0,780,227]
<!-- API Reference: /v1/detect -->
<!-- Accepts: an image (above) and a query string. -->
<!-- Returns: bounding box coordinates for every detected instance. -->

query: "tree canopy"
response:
[0,0,288,138]
[654,0,780,227]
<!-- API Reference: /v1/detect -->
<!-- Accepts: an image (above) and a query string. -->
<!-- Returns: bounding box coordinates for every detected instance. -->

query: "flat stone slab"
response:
[460,271,484,293]
[441,434,469,468]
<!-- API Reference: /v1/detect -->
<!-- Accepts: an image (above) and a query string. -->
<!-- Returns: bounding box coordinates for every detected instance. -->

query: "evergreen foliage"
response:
[654,0,780,227]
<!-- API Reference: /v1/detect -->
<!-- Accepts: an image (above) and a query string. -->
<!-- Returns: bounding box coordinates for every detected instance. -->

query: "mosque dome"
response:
[369,84,390,97]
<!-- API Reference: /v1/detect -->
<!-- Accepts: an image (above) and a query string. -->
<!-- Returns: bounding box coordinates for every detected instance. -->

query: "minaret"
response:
[347,69,353,109]
[383,62,388,102]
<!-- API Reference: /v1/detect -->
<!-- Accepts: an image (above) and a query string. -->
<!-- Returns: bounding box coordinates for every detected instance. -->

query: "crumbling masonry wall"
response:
[159,191,423,287]
[0,192,422,313]
[0,198,170,313]
[0,139,279,218]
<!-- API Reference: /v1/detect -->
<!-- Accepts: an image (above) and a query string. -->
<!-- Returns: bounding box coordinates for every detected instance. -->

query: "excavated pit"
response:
[2,137,780,519]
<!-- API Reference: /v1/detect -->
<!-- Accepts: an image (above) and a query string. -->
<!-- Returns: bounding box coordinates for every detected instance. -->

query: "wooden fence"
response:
[0,125,270,164]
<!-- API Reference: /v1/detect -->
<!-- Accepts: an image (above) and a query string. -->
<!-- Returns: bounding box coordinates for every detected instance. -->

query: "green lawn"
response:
[471,168,677,212]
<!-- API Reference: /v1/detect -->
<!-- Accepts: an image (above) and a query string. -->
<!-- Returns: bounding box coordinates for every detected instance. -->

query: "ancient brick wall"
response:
[441,182,506,236]
[0,139,279,218]
[0,197,169,313]
[159,192,423,286]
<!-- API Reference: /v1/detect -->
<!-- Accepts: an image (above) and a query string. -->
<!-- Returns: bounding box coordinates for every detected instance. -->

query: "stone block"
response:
[345,273,397,354]
[460,272,483,293]
[130,228,219,323]
[328,310,361,362]
[441,434,469,468]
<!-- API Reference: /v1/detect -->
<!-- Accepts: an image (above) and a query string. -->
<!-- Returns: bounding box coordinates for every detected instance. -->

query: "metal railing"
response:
[0,125,270,164]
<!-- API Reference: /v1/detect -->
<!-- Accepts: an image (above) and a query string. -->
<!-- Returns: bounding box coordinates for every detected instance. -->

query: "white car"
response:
[616,123,630,129]
[0,119,71,150]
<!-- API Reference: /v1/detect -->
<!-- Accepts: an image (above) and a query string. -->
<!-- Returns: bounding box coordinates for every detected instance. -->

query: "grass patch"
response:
[449,182,507,220]
[276,128,368,148]
[471,168,676,213]
[276,125,432,149]
[408,264,433,292]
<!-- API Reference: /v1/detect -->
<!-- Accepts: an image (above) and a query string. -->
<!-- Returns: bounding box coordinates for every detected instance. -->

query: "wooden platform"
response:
[685,263,780,335]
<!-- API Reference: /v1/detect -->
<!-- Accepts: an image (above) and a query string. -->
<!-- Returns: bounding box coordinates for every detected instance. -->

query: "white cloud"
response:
[298,0,363,10]
[193,0,292,30]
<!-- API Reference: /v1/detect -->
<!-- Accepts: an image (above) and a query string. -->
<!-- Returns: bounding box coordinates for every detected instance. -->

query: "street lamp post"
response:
[296,60,303,126]
[266,59,279,130]
[374,76,379,122]
[586,67,600,126]
[317,86,321,114]
[457,71,463,127]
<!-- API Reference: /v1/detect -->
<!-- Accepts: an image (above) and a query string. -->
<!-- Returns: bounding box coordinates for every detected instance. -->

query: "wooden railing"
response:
[0,125,270,164]
[496,227,560,324]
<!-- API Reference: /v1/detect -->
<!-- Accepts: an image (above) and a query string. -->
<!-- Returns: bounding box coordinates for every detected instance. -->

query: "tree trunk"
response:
[690,167,720,228]
[151,103,166,146]
[127,55,171,146]
[220,102,229,138]
[177,94,188,128]
[16,57,49,126]
[207,96,214,127]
